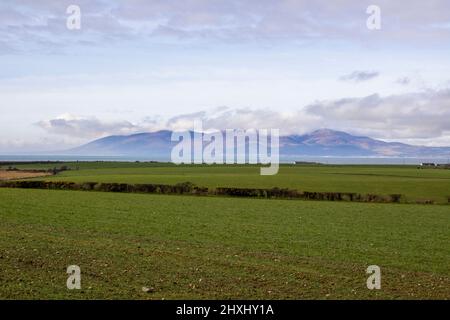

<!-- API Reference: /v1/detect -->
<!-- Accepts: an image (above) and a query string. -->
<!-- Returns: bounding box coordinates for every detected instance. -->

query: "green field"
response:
[0,162,449,299]
[6,162,450,203]
[0,188,449,299]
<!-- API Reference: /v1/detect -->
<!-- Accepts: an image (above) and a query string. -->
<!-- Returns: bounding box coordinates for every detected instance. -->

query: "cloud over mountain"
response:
[305,88,450,144]
[66,128,450,159]
[36,114,143,138]
[36,87,450,147]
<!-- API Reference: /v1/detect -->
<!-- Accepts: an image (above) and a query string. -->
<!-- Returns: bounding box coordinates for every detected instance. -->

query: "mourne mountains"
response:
[64,129,450,160]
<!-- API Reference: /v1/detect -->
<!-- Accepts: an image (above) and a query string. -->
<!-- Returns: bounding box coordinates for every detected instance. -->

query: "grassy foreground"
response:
[8,162,450,204]
[0,188,449,299]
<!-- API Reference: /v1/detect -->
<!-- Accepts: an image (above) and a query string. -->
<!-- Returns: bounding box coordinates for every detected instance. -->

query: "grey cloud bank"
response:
[36,87,450,147]
[2,0,450,53]
[36,115,140,139]
[305,88,450,143]
[340,71,379,82]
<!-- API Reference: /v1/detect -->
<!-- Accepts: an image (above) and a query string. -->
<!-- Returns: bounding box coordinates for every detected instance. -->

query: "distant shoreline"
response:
[0,155,449,165]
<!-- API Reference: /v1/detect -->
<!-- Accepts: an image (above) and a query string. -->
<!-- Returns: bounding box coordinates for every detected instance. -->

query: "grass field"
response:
[4,162,450,204]
[0,188,449,299]
[0,162,449,299]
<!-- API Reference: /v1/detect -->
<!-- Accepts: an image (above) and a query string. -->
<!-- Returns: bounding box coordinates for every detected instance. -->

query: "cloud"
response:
[305,88,450,143]
[340,71,379,83]
[36,108,322,140]
[162,90,450,145]
[2,0,450,53]
[396,77,411,86]
[35,87,450,146]
[35,114,147,138]
[166,107,321,134]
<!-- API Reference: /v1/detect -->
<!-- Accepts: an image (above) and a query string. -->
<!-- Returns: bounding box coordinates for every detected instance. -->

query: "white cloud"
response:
[35,114,146,139]
[340,71,379,82]
[305,88,450,143]
[34,87,450,147]
[2,0,450,53]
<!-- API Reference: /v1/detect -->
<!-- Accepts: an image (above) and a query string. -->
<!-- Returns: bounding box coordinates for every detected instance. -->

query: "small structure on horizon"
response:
[420,162,436,167]
[295,161,323,165]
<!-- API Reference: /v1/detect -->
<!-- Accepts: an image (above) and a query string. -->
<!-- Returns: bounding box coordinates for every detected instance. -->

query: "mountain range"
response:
[66,129,450,160]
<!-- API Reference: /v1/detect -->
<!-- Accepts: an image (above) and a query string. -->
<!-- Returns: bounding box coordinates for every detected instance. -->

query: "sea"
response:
[0,155,449,165]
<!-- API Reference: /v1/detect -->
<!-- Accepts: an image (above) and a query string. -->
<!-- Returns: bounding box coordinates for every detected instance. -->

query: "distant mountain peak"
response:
[311,128,345,135]
[309,128,361,138]
[66,128,450,159]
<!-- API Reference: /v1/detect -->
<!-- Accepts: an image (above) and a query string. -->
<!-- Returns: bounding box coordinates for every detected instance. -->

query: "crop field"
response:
[0,170,52,181]
[4,162,450,204]
[0,162,449,300]
[0,188,449,299]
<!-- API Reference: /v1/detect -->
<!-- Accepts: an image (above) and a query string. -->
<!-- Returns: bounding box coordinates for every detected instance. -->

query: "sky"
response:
[1,0,450,153]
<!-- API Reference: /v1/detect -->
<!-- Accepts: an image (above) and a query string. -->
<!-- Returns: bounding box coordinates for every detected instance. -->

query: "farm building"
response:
[420,163,436,167]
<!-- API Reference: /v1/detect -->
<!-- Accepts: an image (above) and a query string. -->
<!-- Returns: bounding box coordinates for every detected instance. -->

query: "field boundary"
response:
[0,180,435,205]
[0,170,54,181]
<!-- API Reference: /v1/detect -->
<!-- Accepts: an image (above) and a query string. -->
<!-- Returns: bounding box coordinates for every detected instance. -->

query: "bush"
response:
[175,181,196,193]
[341,193,357,201]
[215,187,302,199]
[389,194,402,203]
[362,194,390,203]
[416,199,435,205]
[80,182,98,191]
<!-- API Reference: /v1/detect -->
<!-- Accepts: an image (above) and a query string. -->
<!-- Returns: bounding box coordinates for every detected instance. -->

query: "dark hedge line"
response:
[0,180,208,195]
[214,187,403,203]
[0,180,408,204]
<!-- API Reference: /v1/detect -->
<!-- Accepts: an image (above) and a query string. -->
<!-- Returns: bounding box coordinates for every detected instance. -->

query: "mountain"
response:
[280,129,450,157]
[69,130,174,159]
[66,129,450,159]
